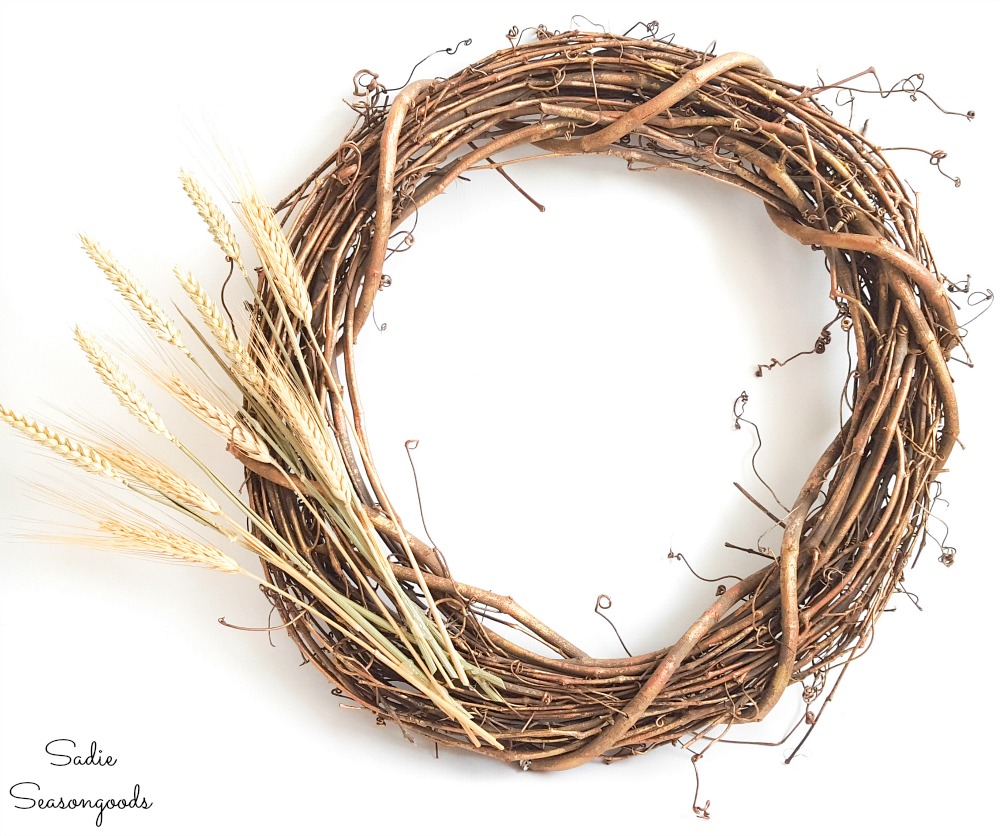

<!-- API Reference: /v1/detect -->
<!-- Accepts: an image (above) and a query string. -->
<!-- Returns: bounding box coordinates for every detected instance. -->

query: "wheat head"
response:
[0,405,123,481]
[265,371,352,505]
[105,448,222,515]
[164,376,271,463]
[238,188,313,323]
[79,235,189,354]
[179,170,244,268]
[173,267,265,394]
[74,328,170,437]
[98,519,239,572]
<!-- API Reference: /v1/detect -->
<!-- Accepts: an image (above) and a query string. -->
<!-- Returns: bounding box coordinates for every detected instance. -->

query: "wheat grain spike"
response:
[98,519,239,572]
[105,448,222,515]
[179,169,244,268]
[239,188,313,322]
[173,267,265,393]
[74,328,170,437]
[0,405,123,481]
[79,235,189,353]
[165,376,271,463]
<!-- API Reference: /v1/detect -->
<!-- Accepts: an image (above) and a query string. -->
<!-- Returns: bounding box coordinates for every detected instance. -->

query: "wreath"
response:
[0,28,966,773]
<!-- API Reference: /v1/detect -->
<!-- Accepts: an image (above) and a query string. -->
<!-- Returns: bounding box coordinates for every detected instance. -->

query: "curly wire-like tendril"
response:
[593,594,633,656]
[249,30,966,773]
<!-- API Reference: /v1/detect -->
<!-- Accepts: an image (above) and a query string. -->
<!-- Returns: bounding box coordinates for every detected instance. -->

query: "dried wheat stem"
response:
[74,328,171,438]
[247,567,500,749]
[98,519,239,572]
[249,360,462,682]
[0,405,122,481]
[178,170,244,268]
[79,235,190,354]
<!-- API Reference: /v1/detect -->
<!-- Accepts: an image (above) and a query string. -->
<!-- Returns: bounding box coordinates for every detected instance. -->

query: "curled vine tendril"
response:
[755,313,843,376]
[667,550,743,589]
[879,146,962,187]
[387,37,474,92]
[732,392,788,513]
[593,594,632,656]
[803,67,974,122]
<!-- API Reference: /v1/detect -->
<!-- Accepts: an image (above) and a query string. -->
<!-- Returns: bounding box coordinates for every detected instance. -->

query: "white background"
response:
[1,2,996,835]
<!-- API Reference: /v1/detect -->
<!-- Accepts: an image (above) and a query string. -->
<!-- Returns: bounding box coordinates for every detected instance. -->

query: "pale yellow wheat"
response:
[79,235,189,354]
[172,267,265,393]
[238,188,313,322]
[98,519,239,573]
[266,371,351,505]
[0,405,122,481]
[74,328,170,437]
[164,376,271,463]
[105,448,221,515]
[179,170,244,268]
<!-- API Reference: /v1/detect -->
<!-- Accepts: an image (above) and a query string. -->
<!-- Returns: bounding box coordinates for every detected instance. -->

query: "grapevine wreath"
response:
[1,27,970,772]
[248,27,967,767]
